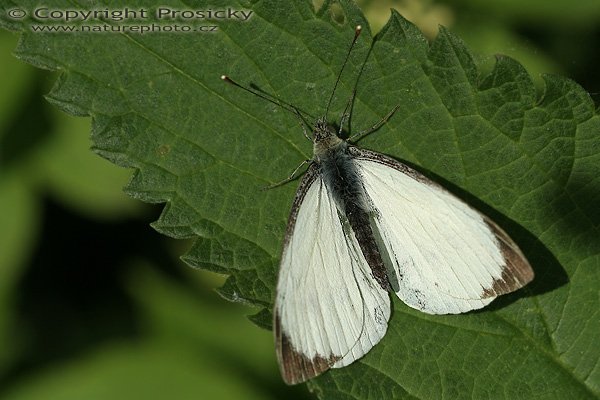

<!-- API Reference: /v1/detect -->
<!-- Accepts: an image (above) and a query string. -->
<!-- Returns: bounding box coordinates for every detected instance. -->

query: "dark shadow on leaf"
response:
[553,180,600,237]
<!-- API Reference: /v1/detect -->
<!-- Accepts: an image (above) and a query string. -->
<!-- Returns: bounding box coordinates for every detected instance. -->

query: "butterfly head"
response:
[313,117,343,155]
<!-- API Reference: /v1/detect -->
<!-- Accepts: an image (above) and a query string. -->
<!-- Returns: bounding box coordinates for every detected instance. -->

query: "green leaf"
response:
[3,1,599,398]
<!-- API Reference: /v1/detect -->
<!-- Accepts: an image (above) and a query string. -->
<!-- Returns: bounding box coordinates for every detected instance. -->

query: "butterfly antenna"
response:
[324,25,362,121]
[221,75,313,130]
[249,83,317,121]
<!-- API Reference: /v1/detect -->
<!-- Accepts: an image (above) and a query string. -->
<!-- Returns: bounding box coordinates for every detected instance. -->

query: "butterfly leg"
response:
[291,106,312,142]
[349,104,400,142]
[262,159,312,190]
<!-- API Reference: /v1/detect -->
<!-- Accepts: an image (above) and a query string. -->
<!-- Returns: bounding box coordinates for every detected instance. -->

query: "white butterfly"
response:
[223,25,533,385]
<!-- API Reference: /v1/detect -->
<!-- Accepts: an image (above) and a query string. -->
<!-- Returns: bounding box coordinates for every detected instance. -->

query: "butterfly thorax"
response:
[312,117,370,219]
[317,143,364,210]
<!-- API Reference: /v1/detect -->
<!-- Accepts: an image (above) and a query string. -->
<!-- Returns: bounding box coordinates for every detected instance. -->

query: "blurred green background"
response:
[0,1,598,399]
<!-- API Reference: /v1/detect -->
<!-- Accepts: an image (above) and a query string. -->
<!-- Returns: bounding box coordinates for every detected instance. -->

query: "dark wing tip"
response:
[274,314,339,385]
[482,218,534,298]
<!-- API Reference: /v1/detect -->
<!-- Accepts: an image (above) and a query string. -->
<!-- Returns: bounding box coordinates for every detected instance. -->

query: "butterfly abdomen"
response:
[318,144,391,291]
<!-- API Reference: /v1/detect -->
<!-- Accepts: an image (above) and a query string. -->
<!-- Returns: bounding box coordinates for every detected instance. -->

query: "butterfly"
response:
[222,25,534,385]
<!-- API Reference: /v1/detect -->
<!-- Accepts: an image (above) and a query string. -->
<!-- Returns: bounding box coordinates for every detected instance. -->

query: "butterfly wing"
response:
[353,148,534,315]
[274,164,391,384]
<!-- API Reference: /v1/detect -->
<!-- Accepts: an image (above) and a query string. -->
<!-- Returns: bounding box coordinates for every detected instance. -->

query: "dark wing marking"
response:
[275,315,341,385]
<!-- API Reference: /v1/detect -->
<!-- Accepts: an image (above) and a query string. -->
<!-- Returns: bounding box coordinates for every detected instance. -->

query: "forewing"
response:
[274,166,391,384]
[353,148,533,315]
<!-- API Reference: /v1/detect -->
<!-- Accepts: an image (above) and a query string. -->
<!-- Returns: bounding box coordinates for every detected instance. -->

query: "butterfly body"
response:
[313,122,392,292]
